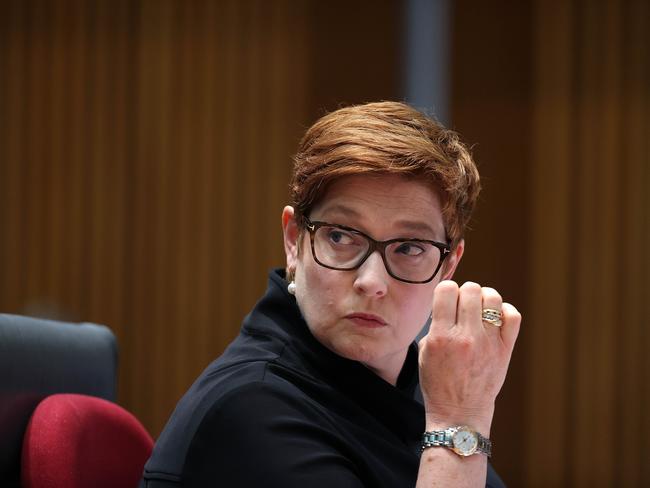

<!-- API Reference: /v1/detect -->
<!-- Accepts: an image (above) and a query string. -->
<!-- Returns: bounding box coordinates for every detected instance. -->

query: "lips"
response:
[345,313,388,327]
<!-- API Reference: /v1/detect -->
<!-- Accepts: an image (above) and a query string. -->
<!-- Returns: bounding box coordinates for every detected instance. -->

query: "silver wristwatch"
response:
[421,426,492,457]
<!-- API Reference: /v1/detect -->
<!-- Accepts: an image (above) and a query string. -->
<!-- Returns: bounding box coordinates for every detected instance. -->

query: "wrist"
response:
[424,407,493,437]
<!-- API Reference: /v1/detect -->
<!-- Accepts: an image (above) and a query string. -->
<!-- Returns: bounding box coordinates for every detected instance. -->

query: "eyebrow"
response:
[393,220,437,235]
[319,204,362,219]
[316,204,443,239]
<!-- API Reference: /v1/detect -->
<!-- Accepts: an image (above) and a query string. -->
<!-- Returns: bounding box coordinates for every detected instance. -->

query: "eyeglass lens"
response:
[312,225,442,283]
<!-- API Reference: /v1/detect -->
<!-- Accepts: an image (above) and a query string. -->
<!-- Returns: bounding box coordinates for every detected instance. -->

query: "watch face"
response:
[452,427,478,456]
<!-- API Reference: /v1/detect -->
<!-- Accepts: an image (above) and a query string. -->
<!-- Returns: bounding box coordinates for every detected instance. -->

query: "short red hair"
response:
[290,101,481,248]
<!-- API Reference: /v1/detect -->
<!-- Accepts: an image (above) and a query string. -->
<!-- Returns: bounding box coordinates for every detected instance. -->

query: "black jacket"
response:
[141,269,505,487]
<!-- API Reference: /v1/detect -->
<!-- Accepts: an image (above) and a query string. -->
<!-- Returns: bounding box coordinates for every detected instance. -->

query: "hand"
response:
[418,281,521,434]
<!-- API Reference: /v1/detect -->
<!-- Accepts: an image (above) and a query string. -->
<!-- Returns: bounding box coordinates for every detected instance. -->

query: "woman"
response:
[141,102,520,487]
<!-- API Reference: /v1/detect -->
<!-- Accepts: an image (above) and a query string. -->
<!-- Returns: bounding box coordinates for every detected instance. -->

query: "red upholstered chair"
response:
[21,393,153,488]
[0,313,118,486]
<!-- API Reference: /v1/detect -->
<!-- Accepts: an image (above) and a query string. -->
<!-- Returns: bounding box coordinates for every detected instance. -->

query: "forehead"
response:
[310,174,446,238]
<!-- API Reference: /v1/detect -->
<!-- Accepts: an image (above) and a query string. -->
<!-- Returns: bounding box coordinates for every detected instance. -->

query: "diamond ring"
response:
[481,308,503,327]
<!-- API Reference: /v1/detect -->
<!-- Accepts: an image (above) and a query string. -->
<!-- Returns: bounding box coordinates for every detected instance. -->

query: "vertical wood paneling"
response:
[45,0,67,318]
[617,3,648,484]
[638,0,650,480]
[529,0,650,485]
[2,2,28,311]
[124,0,312,433]
[23,0,49,309]
[192,0,216,372]
[173,0,194,409]
[216,0,238,360]
[136,0,176,429]
[65,0,88,318]
[0,0,311,437]
[573,2,609,484]
[527,0,573,483]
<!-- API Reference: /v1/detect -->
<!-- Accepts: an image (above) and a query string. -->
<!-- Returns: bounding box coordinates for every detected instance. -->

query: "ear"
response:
[282,206,300,271]
[440,238,464,280]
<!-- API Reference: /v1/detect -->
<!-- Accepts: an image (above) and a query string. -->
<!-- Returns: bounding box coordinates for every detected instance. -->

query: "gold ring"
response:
[481,308,503,327]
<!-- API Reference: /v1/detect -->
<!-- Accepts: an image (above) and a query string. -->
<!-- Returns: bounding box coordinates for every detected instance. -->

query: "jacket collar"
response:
[242,269,424,446]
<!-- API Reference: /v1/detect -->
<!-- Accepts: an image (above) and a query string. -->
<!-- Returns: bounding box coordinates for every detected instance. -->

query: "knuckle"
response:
[435,280,459,293]
[460,281,481,291]
[456,335,475,352]
[481,287,501,299]
[429,334,450,348]
[503,303,522,321]
[460,282,482,297]
[420,334,449,356]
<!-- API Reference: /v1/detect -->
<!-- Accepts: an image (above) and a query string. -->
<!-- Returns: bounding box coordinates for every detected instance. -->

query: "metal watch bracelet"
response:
[421,426,492,457]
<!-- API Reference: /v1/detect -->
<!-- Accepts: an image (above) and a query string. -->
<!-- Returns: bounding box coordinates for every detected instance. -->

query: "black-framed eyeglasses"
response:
[303,217,451,284]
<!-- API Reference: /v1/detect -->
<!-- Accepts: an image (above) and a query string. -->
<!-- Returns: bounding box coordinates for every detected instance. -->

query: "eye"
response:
[394,241,426,256]
[327,228,355,245]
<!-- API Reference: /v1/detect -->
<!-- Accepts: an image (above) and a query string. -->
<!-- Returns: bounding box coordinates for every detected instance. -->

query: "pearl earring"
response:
[287,281,297,295]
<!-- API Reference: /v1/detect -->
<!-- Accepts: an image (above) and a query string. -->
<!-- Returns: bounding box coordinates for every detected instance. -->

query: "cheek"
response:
[295,234,342,302]
[295,260,339,321]
[396,285,435,326]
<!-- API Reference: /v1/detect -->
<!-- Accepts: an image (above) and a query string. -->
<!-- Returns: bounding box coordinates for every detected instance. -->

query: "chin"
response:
[331,335,381,365]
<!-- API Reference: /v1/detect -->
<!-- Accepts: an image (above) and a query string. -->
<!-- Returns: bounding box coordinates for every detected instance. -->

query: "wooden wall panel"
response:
[528,0,650,486]
[618,5,650,486]
[1,2,27,312]
[0,0,311,436]
[0,0,133,332]
[125,0,311,432]
[527,0,573,484]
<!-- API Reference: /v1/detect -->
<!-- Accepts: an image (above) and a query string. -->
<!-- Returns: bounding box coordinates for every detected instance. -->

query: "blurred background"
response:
[1,0,648,486]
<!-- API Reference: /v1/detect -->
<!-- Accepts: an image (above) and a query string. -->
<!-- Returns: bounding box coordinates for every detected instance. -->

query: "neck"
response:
[362,350,408,386]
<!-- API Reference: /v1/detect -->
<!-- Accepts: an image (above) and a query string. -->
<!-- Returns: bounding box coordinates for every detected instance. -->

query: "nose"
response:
[353,251,388,297]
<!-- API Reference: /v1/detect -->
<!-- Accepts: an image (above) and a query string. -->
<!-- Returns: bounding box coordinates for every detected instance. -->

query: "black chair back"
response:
[0,313,118,487]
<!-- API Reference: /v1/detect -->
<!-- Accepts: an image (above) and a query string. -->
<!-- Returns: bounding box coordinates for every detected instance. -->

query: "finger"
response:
[481,287,503,333]
[431,280,459,329]
[456,281,482,331]
[500,302,522,349]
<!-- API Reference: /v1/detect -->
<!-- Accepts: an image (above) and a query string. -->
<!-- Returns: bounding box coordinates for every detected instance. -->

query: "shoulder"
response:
[144,356,346,482]
[192,378,330,438]
[181,380,363,487]
[143,359,281,483]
